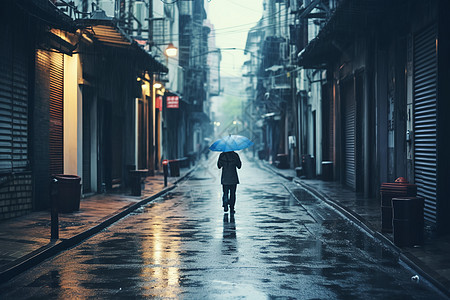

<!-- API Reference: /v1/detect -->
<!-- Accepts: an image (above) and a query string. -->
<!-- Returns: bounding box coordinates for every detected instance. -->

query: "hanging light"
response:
[164,43,178,57]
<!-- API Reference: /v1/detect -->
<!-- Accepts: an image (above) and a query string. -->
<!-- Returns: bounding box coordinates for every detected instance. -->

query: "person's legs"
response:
[229,185,237,213]
[222,185,230,211]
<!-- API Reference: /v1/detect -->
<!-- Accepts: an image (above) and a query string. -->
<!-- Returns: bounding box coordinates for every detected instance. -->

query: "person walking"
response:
[217,151,242,213]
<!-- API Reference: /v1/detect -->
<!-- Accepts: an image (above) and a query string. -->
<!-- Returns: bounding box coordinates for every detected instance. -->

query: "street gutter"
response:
[0,167,196,284]
[259,160,450,298]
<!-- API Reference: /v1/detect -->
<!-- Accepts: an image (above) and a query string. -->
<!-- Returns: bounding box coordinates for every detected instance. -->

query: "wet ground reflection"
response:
[0,155,445,299]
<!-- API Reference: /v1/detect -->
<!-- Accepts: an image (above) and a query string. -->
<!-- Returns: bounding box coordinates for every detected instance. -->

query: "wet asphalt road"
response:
[0,153,445,299]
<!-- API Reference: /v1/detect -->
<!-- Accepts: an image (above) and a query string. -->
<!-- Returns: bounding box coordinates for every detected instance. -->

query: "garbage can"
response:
[129,170,147,196]
[302,155,315,179]
[392,197,424,247]
[52,175,81,213]
[380,177,417,232]
[322,161,333,181]
[275,154,289,169]
[258,149,266,160]
[295,167,303,177]
[169,160,180,177]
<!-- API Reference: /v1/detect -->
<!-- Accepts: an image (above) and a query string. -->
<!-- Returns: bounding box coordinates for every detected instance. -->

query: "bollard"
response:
[50,177,59,240]
[162,159,169,187]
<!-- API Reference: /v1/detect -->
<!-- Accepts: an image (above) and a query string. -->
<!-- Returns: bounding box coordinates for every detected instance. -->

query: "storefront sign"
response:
[156,96,163,110]
[166,96,179,108]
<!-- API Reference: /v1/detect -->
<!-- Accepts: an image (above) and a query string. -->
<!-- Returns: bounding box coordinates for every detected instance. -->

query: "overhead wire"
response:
[148,7,290,40]
[158,0,179,4]
[211,7,289,33]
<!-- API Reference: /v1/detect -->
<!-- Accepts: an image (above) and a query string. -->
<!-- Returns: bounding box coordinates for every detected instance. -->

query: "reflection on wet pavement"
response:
[0,154,445,299]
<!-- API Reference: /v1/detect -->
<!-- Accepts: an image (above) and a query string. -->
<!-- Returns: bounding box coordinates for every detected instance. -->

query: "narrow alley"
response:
[0,154,443,299]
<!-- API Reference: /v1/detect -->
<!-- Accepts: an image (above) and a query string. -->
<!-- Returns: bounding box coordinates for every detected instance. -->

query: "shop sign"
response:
[156,96,163,110]
[166,96,179,108]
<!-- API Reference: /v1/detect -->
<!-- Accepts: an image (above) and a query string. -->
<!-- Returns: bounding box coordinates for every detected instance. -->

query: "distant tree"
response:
[220,94,243,133]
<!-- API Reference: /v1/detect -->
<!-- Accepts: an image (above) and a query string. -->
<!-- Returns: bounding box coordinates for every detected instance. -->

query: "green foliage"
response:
[218,94,243,134]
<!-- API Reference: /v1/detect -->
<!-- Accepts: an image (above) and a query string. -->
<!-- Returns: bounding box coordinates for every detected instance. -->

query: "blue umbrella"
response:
[209,135,254,152]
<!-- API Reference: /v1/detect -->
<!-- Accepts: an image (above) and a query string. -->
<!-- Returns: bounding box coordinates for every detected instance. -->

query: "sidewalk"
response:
[262,160,450,298]
[0,166,195,283]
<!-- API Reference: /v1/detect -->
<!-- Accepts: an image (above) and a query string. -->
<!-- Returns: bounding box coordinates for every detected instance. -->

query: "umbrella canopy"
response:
[209,135,254,152]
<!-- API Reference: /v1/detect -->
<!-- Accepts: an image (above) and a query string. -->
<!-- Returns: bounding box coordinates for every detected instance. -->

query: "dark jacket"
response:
[217,151,242,185]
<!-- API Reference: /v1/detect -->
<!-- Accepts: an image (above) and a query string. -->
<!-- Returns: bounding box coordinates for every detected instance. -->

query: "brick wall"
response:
[0,172,32,221]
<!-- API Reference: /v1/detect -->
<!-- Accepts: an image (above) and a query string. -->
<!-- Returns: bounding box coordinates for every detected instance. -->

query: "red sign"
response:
[166,96,179,109]
[155,96,163,110]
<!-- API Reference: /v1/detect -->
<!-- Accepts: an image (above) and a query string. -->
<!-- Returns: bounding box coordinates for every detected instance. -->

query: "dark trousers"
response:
[222,184,237,208]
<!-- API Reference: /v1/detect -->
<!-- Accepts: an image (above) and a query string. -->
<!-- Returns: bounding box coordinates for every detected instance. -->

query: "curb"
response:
[260,161,450,298]
[292,178,450,298]
[0,167,196,284]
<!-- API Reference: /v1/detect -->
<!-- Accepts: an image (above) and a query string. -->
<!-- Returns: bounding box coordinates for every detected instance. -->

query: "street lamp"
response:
[164,43,178,57]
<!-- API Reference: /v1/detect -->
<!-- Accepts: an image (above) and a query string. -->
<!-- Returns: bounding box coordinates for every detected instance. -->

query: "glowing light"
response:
[164,43,178,57]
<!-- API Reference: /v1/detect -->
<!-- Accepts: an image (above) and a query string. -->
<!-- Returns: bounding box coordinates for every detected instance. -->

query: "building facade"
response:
[245,0,450,234]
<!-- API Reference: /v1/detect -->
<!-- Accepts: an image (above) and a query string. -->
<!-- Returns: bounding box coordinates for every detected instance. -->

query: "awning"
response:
[12,0,75,32]
[76,18,168,73]
[298,0,386,68]
[190,111,210,123]
[77,18,132,48]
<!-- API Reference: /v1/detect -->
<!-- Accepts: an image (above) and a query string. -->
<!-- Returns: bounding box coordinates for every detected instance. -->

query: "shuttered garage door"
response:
[35,50,64,176]
[342,81,356,190]
[413,24,437,224]
[0,28,28,173]
[49,52,64,175]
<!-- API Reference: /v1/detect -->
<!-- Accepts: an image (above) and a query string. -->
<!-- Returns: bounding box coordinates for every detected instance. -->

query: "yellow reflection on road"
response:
[140,208,181,297]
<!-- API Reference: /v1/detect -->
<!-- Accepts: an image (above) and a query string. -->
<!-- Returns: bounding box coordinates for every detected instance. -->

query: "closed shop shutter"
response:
[82,89,92,193]
[36,49,64,176]
[49,52,64,176]
[413,24,438,223]
[342,82,356,190]
[0,30,29,173]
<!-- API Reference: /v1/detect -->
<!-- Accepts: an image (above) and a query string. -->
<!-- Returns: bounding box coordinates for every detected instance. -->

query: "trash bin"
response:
[275,154,289,169]
[380,177,417,232]
[52,174,81,213]
[322,161,333,181]
[169,160,180,177]
[129,170,147,196]
[295,167,303,177]
[258,149,266,160]
[392,197,424,247]
[302,155,315,179]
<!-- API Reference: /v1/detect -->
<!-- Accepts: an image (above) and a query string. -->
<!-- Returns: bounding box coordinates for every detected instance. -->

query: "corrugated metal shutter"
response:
[82,92,91,193]
[36,49,64,175]
[413,24,438,223]
[343,84,356,189]
[49,51,64,175]
[328,86,334,161]
[0,30,28,173]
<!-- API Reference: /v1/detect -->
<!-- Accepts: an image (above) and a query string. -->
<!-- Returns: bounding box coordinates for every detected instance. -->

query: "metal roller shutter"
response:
[0,29,28,173]
[413,24,437,223]
[82,90,91,193]
[49,52,64,176]
[36,49,64,176]
[343,83,356,190]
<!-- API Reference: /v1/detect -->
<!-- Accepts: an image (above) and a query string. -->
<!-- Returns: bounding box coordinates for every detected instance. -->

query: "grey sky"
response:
[207,0,263,77]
